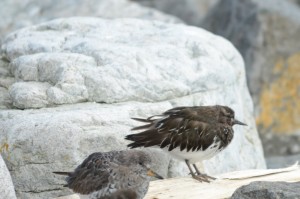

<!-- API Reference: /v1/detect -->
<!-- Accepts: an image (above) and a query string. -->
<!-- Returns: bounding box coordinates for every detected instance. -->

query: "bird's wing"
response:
[66,152,116,195]
[126,106,218,152]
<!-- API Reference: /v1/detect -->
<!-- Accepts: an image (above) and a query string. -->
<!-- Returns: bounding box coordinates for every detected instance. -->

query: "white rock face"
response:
[4,17,244,108]
[0,18,266,198]
[0,155,17,199]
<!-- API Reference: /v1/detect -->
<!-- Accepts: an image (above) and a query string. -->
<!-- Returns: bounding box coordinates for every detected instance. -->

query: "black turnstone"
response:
[53,150,163,199]
[125,105,246,182]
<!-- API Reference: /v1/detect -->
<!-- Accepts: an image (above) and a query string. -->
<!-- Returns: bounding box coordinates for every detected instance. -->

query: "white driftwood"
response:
[55,163,300,199]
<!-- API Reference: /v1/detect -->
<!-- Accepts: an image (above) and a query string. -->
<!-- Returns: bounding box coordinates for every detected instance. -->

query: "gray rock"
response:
[288,0,300,6]
[231,181,300,199]
[0,0,181,42]
[0,18,265,198]
[202,0,300,154]
[267,154,300,169]
[262,133,300,157]
[0,155,17,199]
[133,0,219,26]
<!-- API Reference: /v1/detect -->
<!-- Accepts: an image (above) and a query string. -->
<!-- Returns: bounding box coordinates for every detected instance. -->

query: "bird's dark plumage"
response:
[53,150,162,199]
[125,105,246,182]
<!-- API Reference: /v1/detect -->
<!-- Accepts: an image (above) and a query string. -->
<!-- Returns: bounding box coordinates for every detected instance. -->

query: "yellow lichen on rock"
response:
[256,53,300,134]
[0,142,9,154]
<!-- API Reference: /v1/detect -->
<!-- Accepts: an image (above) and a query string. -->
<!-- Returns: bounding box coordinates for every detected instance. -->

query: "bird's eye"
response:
[139,162,143,165]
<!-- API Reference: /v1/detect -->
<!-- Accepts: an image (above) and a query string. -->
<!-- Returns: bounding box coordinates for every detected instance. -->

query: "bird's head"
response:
[122,150,152,167]
[219,106,247,126]
[122,150,163,179]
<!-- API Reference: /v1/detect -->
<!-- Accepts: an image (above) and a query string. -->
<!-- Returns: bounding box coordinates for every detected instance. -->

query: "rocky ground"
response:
[0,0,299,198]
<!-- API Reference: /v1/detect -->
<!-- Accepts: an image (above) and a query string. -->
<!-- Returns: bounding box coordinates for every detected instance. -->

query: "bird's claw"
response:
[192,174,216,183]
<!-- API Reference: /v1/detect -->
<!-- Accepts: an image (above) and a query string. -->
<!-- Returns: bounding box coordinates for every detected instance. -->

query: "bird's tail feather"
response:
[53,171,71,176]
[131,117,150,123]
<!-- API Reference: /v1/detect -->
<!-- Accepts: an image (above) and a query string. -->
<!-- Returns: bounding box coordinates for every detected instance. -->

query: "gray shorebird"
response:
[125,105,246,182]
[54,150,163,199]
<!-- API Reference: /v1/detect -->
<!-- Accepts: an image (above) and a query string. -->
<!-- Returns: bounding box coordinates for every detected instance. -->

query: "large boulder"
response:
[0,154,17,199]
[0,17,265,198]
[2,17,251,108]
[202,0,300,156]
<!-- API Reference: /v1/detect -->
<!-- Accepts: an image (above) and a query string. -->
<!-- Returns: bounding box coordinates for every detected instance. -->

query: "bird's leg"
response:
[185,159,196,176]
[185,160,209,183]
[192,163,201,175]
[192,164,216,181]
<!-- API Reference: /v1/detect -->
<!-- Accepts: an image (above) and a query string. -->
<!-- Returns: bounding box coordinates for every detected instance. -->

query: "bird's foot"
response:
[192,174,216,183]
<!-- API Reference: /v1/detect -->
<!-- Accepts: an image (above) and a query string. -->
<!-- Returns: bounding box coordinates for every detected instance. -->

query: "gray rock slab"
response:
[231,181,300,199]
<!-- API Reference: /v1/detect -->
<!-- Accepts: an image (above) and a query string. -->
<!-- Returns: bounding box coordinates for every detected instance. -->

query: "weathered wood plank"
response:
[145,164,300,199]
[55,164,300,199]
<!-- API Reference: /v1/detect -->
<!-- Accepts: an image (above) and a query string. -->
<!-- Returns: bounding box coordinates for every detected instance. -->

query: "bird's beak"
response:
[233,119,247,126]
[147,169,164,179]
